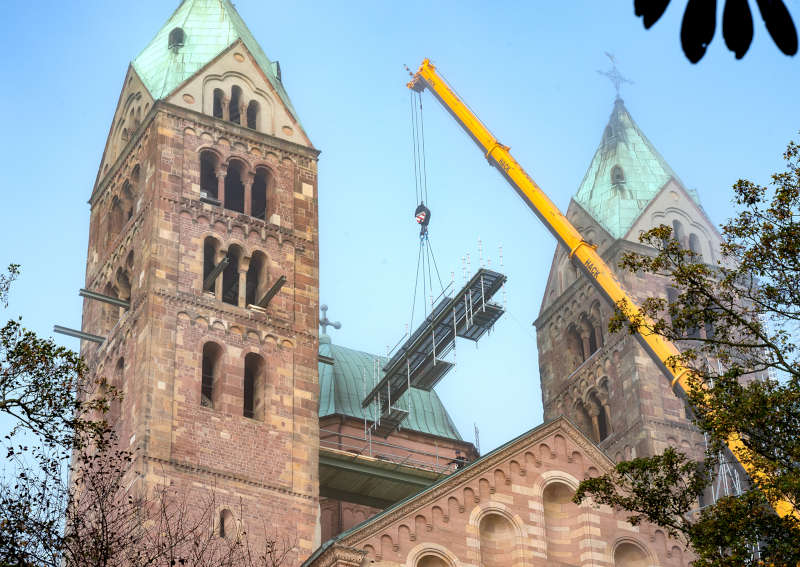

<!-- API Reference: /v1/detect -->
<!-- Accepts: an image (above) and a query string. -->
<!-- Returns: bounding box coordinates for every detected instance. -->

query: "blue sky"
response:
[0,1,797,454]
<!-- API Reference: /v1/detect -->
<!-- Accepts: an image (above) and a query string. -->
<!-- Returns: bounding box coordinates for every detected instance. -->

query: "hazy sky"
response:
[1,1,797,453]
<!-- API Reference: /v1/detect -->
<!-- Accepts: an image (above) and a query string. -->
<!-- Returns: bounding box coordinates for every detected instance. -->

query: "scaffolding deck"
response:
[370,406,410,438]
[362,268,506,412]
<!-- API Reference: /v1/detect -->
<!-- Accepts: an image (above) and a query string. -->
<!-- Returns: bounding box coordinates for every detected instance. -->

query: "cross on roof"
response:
[597,52,633,100]
[319,304,341,336]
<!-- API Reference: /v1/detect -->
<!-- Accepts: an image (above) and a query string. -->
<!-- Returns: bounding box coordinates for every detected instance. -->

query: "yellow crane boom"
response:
[407,58,796,520]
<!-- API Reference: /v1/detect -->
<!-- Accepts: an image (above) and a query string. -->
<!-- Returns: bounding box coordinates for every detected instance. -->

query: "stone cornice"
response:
[141,455,314,501]
[306,545,366,567]
[157,288,314,342]
[169,194,314,247]
[92,100,320,203]
[339,417,615,548]
[159,101,320,162]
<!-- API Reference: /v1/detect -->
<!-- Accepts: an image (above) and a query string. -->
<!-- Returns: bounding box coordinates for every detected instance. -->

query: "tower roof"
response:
[574,99,689,239]
[319,336,463,441]
[132,0,298,119]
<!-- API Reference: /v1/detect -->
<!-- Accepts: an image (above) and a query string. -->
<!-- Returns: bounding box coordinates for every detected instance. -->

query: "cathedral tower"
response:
[80,1,321,559]
[535,98,721,466]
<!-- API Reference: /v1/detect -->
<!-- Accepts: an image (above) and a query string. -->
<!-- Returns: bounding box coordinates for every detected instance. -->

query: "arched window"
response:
[246,100,259,130]
[109,197,124,240]
[200,151,219,201]
[543,481,582,563]
[203,237,221,293]
[224,160,245,213]
[251,168,269,221]
[243,353,265,420]
[218,508,235,539]
[201,342,223,408]
[212,89,224,120]
[479,513,515,567]
[689,233,702,261]
[589,391,610,441]
[245,251,268,306]
[222,245,242,306]
[614,541,650,566]
[416,554,449,567]
[121,181,134,221]
[102,283,119,332]
[168,27,185,50]
[229,86,242,125]
[611,165,625,184]
[116,268,131,305]
[565,325,585,370]
[672,219,685,246]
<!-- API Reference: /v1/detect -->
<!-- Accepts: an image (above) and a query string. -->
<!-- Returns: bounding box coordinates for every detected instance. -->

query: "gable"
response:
[306,417,683,566]
[95,67,155,189]
[164,41,312,147]
[624,178,722,264]
[335,419,613,554]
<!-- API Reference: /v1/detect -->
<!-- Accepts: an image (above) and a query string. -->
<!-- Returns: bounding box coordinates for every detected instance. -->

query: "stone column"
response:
[580,331,591,362]
[243,171,254,217]
[216,164,227,207]
[222,97,230,122]
[238,268,248,307]
[587,404,601,442]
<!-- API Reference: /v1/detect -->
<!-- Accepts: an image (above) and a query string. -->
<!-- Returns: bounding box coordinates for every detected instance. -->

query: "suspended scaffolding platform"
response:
[362,268,506,417]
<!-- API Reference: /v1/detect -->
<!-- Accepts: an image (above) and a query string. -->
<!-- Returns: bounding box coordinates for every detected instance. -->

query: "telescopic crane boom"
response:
[407,58,797,521]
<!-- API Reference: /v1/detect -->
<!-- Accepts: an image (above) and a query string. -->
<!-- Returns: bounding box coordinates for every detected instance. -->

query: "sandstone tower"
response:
[81,0,321,559]
[535,98,721,468]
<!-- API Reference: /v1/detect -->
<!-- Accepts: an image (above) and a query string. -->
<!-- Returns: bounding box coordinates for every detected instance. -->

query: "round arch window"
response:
[168,27,185,50]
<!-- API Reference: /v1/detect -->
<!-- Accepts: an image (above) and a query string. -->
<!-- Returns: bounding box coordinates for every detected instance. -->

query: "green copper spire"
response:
[132,0,299,120]
[574,99,682,239]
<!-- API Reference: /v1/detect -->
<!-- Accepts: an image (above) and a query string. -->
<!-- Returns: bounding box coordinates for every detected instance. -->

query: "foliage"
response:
[0,265,294,567]
[634,0,798,62]
[574,140,800,565]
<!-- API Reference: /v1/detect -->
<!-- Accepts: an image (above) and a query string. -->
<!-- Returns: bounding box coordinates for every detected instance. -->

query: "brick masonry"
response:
[81,96,322,563]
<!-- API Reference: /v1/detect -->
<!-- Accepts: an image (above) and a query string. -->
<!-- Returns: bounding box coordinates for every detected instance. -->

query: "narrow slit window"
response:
[246,100,259,130]
[213,89,224,119]
[251,169,268,221]
[229,86,242,125]
[201,342,222,408]
[200,152,219,201]
[224,161,245,213]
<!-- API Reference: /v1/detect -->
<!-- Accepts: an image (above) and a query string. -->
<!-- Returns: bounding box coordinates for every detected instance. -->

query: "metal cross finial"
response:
[319,304,341,335]
[597,52,633,100]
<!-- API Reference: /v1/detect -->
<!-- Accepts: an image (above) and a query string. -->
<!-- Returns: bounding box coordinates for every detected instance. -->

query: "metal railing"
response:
[319,428,457,475]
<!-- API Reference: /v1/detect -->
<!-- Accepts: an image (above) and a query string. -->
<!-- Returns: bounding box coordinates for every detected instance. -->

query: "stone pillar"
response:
[222,97,230,121]
[587,405,601,442]
[598,393,613,434]
[238,268,248,307]
[240,104,247,127]
[580,332,591,362]
[244,172,254,217]
[216,164,227,207]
